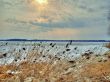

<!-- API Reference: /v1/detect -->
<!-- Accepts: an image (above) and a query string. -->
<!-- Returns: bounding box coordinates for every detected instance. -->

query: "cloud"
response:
[30,20,86,28]
[39,28,78,36]
[0,0,110,40]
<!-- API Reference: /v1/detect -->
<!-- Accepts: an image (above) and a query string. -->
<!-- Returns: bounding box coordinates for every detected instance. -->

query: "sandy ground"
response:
[0,50,110,82]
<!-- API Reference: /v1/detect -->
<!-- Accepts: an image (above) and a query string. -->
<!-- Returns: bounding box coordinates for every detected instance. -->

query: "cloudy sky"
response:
[0,0,110,40]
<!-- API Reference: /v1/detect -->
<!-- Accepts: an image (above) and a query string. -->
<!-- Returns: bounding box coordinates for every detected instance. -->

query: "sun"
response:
[35,0,48,4]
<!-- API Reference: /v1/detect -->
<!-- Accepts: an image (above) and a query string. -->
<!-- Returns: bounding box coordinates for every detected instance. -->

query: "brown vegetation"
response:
[0,51,110,82]
[106,43,110,49]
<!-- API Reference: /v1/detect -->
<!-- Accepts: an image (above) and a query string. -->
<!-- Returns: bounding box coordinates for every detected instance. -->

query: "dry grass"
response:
[106,43,110,49]
[0,51,110,82]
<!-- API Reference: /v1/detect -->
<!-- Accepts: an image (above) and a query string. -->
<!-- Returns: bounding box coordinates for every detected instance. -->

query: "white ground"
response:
[0,41,109,65]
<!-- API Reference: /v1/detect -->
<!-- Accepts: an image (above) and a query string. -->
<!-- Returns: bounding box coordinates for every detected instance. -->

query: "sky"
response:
[0,0,110,40]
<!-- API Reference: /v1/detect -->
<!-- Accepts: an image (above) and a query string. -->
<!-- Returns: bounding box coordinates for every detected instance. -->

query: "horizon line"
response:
[0,39,110,42]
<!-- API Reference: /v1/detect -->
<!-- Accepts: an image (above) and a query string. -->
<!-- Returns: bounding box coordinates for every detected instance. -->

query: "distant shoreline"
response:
[0,39,110,42]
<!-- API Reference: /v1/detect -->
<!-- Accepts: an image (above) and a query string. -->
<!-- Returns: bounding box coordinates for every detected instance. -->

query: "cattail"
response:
[74,47,77,50]
[66,49,71,51]
[23,48,26,50]
[66,43,69,48]
[3,53,7,57]
[68,60,75,63]
[50,43,53,46]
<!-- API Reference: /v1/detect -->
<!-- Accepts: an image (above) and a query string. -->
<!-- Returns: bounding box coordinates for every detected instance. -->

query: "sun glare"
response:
[35,0,48,4]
